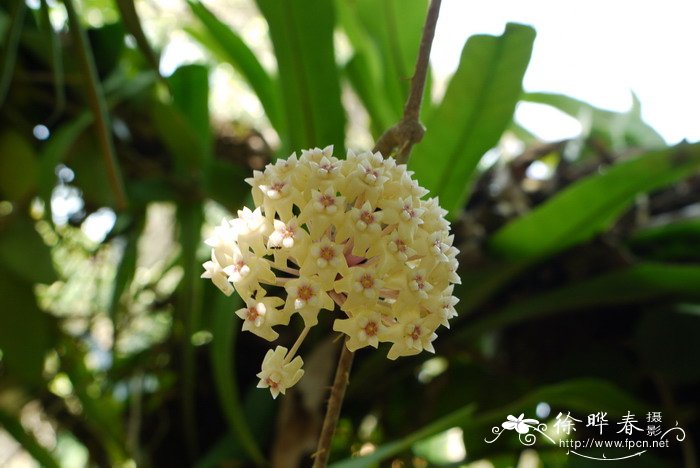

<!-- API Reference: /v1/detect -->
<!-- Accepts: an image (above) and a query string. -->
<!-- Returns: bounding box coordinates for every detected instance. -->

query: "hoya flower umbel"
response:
[202,146,460,398]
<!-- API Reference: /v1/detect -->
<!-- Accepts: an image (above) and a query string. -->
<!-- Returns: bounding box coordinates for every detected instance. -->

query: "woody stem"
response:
[373,0,442,163]
[312,1,442,465]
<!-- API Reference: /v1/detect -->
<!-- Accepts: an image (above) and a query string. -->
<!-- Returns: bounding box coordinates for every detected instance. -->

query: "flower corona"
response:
[202,146,460,398]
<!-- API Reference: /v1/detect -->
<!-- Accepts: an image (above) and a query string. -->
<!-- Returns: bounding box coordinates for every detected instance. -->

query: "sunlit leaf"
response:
[168,64,211,157]
[490,142,700,261]
[409,23,536,216]
[114,0,161,77]
[523,91,665,149]
[335,0,428,134]
[187,0,282,132]
[63,0,127,210]
[255,0,345,153]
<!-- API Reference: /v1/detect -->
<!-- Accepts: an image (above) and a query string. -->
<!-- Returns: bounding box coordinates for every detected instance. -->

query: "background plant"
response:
[0,0,698,466]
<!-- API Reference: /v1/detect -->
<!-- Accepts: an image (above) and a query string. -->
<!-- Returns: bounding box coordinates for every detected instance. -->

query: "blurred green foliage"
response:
[0,0,698,467]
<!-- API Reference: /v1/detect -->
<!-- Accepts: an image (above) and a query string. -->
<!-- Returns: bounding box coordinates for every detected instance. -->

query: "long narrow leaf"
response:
[409,23,536,216]
[335,0,424,134]
[0,0,26,107]
[490,142,700,261]
[210,293,266,464]
[38,72,156,207]
[187,0,282,133]
[168,64,212,158]
[63,0,128,210]
[39,0,65,124]
[255,0,345,153]
[332,379,648,467]
[523,91,665,149]
[176,203,204,457]
[114,0,161,77]
[458,263,700,341]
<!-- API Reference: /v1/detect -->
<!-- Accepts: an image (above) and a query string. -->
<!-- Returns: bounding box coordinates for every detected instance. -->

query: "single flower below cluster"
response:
[201,146,460,398]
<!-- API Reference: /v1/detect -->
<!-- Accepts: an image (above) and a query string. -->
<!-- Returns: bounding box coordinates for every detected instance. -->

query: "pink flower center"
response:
[246,307,260,322]
[359,274,374,289]
[410,325,421,341]
[297,285,314,301]
[359,211,374,224]
[363,321,378,337]
[319,194,335,207]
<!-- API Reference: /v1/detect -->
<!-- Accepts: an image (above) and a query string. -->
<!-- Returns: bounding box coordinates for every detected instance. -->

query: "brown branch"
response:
[312,341,355,468]
[64,0,129,211]
[373,0,442,164]
[311,3,443,465]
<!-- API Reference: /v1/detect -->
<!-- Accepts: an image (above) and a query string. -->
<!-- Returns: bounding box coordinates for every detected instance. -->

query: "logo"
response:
[485,411,686,461]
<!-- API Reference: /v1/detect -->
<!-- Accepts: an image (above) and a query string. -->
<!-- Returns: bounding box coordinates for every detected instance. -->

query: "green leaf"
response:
[37,72,156,206]
[86,22,125,79]
[635,309,700,384]
[114,0,161,77]
[255,0,345,153]
[0,265,53,384]
[0,129,38,200]
[332,379,647,467]
[210,292,265,465]
[168,64,211,157]
[0,215,56,284]
[627,219,700,262]
[409,23,536,216]
[344,0,427,119]
[343,54,395,136]
[459,263,700,340]
[490,143,700,262]
[108,213,143,324]
[335,0,427,134]
[151,100,204,177]
[523,91,665,149]
[63,0,128,210]
[60,338,129,464]
[187,0,282,132]
[0,0,26,107]
[0,408,60,468]
[203,158,250,211]
[176,202,204,455]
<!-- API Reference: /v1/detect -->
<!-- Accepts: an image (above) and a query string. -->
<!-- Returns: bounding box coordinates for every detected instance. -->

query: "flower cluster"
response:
[202,146,460,398]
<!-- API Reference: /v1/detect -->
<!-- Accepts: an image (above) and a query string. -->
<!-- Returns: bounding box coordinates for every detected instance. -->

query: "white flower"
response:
[200,252,233,296]
[202,146,460,397]
[333,310,384,351]
[256,346,304,399]
[235,296,286,341]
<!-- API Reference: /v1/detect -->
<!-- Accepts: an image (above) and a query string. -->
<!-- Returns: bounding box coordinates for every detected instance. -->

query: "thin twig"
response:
[373,0,442,164]
[311,3,442,465]
[311,342,355,468]
[63,0,128,211]
[285,326,311,363]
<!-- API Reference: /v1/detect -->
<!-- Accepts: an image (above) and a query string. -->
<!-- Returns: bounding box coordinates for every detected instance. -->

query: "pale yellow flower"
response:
[202,146,459,397]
